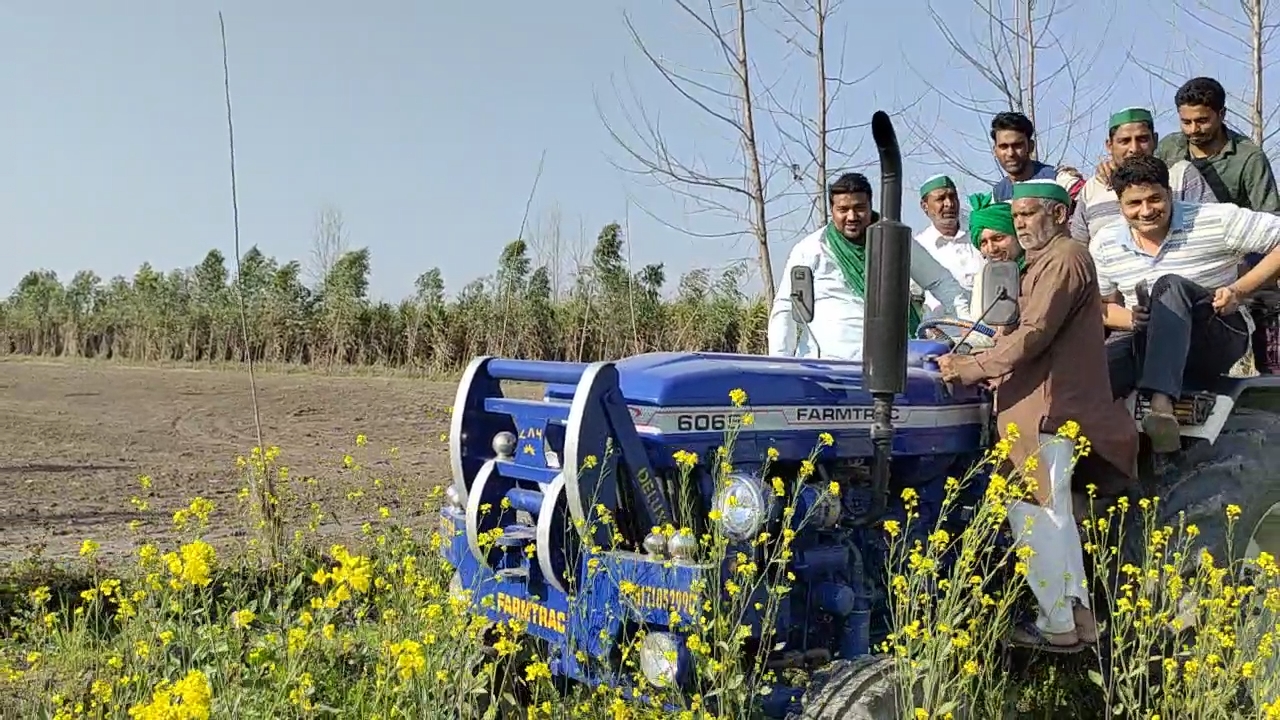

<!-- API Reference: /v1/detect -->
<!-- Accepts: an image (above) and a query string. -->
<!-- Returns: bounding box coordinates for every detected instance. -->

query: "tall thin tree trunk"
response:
[1250,0,1265,145]
[815,0,829,226]
[734,0,775,302]
[1024,0,1037,158]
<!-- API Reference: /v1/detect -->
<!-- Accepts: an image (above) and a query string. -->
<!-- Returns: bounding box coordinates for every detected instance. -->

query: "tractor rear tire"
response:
[793,655,920,720]
[1124,408,1280,567]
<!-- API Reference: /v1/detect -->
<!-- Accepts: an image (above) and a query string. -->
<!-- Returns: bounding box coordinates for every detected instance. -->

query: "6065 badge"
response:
[675,412,744,432]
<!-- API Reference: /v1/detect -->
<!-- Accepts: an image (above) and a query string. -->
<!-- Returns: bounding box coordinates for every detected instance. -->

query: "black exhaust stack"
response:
[861,111,911,521]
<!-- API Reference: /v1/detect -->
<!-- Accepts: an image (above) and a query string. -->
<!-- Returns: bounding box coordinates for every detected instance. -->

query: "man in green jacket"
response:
[1155,76,1280,212]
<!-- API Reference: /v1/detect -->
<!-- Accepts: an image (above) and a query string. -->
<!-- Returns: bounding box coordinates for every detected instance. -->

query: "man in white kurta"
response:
[912,174,984,320]
[768,172,970,360]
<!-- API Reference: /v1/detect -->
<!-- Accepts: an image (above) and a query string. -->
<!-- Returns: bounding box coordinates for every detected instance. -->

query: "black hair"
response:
[990,112,1035,142]
[1108,119,1155,140]
[828,172,873,204]
[1111,154,1171,197]
[1174,77,1227,112]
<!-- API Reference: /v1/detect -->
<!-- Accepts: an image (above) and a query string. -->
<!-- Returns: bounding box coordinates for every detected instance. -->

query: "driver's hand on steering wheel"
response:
[936,353,961,382]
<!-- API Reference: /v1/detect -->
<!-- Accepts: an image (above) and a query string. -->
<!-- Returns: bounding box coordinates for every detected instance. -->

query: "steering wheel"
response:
[915,318,998,354]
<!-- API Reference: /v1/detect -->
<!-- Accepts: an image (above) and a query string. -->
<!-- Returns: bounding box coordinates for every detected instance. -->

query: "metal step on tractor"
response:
[437,111,1280,718]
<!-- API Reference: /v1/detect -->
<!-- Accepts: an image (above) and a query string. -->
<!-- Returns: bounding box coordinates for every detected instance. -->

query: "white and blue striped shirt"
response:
[1089,201,1280,310]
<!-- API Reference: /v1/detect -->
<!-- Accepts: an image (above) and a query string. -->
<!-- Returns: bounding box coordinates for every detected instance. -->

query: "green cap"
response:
[919,174,956,197]
[1109,107,1154,130]
[1011,179,1072,205]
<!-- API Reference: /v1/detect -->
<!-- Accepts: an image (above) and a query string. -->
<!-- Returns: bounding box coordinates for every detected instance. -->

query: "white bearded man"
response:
[938,179,1139,651]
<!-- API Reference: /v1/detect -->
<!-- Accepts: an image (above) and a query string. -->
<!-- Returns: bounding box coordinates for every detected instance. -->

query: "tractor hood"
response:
[614,348,979,408]
[600,348,989,438]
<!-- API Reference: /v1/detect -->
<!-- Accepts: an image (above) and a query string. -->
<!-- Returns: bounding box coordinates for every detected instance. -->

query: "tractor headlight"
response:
[639,631,688,688]
[713,473,769,541]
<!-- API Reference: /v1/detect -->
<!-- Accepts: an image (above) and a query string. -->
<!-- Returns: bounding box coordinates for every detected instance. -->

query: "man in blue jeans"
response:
[1091,154,1280,452]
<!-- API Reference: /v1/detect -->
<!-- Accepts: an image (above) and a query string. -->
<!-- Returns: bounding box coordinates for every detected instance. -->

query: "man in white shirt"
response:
[768,173,970,360]
[1092,154,1280,452]
[912,174,984,319]
[1070,107,1217,244]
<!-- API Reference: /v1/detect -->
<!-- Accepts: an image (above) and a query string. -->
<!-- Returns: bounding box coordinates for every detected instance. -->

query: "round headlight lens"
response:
[639,632,685,687]
[714,474,768,541]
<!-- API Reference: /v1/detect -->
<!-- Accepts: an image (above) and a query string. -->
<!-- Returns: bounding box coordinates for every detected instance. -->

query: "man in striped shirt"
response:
[1091,155,1280,452]
[1070,107,1217,244]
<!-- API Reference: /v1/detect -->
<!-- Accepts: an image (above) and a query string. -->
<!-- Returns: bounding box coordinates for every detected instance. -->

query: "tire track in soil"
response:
[0,360,464,565]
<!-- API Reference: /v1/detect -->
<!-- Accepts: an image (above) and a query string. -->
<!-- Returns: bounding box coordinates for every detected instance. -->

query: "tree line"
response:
[0,223,767,371]
[5,0,1275,371]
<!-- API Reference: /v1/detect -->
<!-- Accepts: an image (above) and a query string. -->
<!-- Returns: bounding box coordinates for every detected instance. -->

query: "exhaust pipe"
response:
[859,111,912,523]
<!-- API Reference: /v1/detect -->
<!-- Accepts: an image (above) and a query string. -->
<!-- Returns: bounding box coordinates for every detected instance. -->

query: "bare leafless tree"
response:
[527,205,567,300]
[307,204,349,288]
[598,0,782,301]
[758,0,883,229]
[1130,0,1280,148]
[905,0,1125,187]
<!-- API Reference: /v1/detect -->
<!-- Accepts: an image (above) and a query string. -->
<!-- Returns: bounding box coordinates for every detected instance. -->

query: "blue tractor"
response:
[438,111,1280,718]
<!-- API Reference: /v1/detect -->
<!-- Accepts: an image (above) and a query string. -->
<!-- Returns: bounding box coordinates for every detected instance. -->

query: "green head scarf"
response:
[823,222,924,335]
[967,193,1024,270]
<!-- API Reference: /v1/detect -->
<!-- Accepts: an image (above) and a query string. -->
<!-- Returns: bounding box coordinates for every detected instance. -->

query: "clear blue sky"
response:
[0,0,1264,301]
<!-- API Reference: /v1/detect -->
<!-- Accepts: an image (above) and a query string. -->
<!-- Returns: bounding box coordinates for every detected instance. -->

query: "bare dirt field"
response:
[4,357,1278,567]
[0,358,481,565]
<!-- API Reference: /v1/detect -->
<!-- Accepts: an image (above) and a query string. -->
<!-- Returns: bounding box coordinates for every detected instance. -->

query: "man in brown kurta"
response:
[936,179,1139,652]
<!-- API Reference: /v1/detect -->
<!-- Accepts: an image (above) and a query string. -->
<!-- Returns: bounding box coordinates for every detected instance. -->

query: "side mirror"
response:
[977,260,1021,326]
[790,266,815,324]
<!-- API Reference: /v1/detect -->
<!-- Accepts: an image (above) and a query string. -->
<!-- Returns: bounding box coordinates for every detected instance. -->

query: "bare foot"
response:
[1149,392,1175,415]
[1073,604,1099,643]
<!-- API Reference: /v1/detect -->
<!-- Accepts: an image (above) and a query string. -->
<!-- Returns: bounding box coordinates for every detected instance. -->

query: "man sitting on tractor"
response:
[937,180,1139,652]
[1155,76,1280,212]
[912,174,982,320]
[965,192,1022,318]
[1093,154,1280,453]
[767,172,968,360]
[989,111,1085,205]
[1071,106,1217,245]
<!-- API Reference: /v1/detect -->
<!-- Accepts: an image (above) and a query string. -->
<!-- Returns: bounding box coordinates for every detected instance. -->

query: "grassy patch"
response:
[0,427,1277,719]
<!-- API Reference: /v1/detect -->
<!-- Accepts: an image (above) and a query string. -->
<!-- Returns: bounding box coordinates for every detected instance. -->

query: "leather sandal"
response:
[1008,621,1087,653]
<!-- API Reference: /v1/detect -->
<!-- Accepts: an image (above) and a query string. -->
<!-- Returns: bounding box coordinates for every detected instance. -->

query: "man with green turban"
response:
[964,192,1022,318]
[1070,106,1216,244]
[939,178,1139,653]
[967,193,1020,263]
[912,174,983,320]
